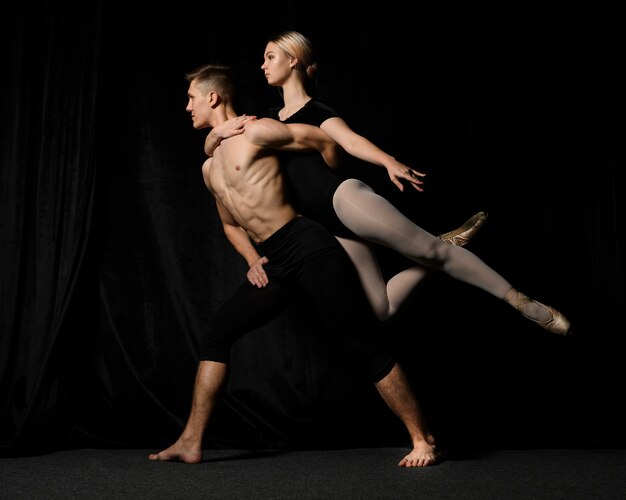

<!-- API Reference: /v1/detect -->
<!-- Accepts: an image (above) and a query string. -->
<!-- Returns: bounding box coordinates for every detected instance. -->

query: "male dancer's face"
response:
[186,80,212,130]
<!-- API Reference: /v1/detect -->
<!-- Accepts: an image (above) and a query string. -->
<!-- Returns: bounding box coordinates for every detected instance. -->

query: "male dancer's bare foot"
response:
[398,440,440,467]
[148,438,202,464]
[149,361,226,464]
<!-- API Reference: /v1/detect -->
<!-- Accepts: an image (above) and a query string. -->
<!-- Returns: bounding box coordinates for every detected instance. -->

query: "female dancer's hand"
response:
[220,114,257,138]
[247,256,269,288]
[385,159,426,192]
[204,114,257,156]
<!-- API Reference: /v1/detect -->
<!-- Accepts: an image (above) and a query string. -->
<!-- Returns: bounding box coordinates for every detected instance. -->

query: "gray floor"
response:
[1,447,624,499]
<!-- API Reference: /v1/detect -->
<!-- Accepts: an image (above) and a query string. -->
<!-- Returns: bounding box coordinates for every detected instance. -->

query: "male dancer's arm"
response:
[215,198,269,288]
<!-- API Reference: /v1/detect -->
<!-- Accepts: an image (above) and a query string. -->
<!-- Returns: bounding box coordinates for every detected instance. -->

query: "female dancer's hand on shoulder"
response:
[204,114,257,156]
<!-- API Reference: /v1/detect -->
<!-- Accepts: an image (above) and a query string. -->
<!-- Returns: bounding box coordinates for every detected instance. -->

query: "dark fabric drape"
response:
[1,2,624,456]
[0,1,101,451]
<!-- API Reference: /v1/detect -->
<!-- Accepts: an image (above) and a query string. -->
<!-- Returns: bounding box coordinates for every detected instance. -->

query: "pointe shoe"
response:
[504,288,571,336]
[439,211,488,247]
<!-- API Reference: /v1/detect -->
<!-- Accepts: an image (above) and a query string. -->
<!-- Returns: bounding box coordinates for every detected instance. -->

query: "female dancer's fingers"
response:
[387,165,426,192]
[407,169,425,192]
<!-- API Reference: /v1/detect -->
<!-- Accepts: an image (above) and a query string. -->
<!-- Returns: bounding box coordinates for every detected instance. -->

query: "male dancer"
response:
[148,64,439,467]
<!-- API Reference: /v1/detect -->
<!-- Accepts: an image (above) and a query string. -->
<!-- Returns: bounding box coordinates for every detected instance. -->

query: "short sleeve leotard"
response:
[272,98,358,239]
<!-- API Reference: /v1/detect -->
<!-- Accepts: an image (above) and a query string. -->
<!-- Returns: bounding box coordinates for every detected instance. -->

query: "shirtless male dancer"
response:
[148,64,439,467]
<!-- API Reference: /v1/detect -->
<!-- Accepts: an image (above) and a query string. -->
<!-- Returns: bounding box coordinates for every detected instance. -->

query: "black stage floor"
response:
[2,447,624,499]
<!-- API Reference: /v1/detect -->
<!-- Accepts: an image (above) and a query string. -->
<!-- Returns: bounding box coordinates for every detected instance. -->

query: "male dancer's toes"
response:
[398,440,440,467]
[148,438,203,463]
[439,211,488,247]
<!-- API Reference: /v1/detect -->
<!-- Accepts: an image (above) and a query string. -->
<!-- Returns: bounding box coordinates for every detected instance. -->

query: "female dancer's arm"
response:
[321,116,425,192]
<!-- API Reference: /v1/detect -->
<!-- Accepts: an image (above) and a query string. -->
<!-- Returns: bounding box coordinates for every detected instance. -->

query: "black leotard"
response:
[272,99,358,239]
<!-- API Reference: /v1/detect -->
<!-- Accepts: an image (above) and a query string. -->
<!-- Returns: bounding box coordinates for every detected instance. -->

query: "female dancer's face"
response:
[261,42,293,87]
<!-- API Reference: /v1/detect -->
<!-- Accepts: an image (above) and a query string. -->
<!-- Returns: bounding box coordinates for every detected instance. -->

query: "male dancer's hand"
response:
[247,256,269,288]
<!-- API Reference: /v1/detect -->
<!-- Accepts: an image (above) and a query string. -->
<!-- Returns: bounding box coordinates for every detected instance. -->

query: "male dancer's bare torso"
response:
[202,131,297,243]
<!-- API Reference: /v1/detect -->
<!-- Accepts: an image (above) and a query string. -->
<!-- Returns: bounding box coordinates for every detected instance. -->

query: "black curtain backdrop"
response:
[1,2,624,455]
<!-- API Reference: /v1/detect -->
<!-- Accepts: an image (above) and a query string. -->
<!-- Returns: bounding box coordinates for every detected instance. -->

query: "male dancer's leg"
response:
[297,248,439,466]
[375,364,438,467]
[148,360,227,463]
[149,280,291,462]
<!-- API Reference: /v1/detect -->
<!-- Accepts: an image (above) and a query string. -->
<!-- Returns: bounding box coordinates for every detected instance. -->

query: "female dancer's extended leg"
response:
[332,179,570,335]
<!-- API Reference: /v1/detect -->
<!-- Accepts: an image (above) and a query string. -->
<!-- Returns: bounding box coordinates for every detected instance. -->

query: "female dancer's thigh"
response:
[333,178,446,263]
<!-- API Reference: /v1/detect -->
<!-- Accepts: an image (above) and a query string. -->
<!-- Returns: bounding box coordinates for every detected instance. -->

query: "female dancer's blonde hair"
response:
[268,30,318,80]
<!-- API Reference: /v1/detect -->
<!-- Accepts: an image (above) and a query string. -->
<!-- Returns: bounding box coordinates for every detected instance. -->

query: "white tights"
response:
[333,179,516,320]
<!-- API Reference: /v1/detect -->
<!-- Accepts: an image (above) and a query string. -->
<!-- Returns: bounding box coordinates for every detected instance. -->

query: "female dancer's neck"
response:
[279,83,311,120]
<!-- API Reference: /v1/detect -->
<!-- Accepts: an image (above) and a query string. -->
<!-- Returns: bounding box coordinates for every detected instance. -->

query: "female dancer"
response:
[206,31,570,335]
